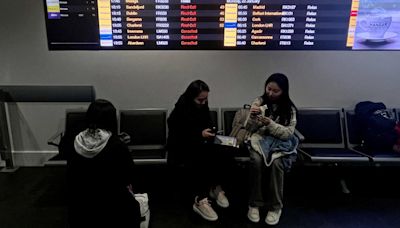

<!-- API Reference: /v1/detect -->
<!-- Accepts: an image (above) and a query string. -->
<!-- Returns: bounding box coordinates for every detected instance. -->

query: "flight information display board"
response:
[44,0,400,50]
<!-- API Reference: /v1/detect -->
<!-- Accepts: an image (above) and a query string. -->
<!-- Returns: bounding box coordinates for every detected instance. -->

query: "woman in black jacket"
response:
[62,99,141,227]
[167,80,230,222]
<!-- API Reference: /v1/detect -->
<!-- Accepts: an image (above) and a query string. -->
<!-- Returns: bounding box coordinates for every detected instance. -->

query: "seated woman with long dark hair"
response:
[62,99,141,227]
[246,73,298,225]
[167,80,231,222]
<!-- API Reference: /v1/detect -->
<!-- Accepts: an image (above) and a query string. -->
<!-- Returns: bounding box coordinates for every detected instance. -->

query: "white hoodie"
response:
[74,129,112,158]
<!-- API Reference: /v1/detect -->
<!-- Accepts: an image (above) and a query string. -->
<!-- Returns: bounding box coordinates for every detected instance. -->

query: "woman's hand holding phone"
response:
[202,128,216,138]
[250,105,261,118]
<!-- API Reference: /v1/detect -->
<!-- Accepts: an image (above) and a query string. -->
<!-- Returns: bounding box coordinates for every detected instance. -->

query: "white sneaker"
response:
[247,206,260,223]
[209,186,229,208]
[193,197,218,221]
[265,209,282,225]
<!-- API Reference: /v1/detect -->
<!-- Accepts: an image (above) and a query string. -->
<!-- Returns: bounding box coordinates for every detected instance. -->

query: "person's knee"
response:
[249,152,263,169]
[271,159,284,172]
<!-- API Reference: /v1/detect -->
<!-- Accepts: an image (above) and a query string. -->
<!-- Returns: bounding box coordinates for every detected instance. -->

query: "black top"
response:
[61,134,140,227]
[167,97,212,164]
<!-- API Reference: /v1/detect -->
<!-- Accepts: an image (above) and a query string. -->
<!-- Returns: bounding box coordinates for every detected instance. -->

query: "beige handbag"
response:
[229,106,252,147]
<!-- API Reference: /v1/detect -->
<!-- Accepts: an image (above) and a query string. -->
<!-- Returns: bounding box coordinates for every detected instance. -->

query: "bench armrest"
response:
[47,131,63,147]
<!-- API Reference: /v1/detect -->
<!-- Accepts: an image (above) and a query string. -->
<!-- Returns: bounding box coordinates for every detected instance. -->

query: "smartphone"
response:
[260,105,268,116]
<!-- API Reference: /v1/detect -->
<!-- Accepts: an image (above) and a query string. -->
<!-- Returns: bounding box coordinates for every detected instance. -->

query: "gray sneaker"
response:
[209,186,229,208]
[247,206,260,223]
[265,209,282,225]
[193,197,218,221]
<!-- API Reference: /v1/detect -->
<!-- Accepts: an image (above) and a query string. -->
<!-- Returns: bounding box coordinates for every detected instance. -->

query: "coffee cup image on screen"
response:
[359,16,392,39]
[353,2,400,49]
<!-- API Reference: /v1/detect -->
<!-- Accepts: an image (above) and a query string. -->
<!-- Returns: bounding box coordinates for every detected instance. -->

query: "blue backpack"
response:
[354,101,397,151]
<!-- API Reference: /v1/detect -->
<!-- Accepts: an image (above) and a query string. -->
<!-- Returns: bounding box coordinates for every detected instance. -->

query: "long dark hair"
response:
[260,73,296,126]
[86,99,118,135]
[176,80,210,107]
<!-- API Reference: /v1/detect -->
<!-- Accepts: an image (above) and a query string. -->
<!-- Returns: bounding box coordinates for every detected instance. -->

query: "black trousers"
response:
[170,143,235,201]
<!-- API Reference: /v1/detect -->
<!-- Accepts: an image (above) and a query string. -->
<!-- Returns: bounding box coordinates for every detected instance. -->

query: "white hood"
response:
[74,129,112,158]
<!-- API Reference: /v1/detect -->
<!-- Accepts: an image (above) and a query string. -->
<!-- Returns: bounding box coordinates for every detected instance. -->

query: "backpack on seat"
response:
[354,101,397,151]
[229,104,252,147]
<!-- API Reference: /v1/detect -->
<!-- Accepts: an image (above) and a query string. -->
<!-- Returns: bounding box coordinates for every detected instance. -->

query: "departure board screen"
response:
[44,0,400,50]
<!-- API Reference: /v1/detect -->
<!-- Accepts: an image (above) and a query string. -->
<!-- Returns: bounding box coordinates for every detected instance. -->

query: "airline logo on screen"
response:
[46,0,60,19]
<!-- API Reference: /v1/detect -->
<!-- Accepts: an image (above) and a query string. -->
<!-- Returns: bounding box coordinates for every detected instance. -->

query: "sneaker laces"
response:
[248,206,260,222]
[198,197,217,216]
[198,197,212,207]
[267,209,281,220]
[249,207,258,215]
